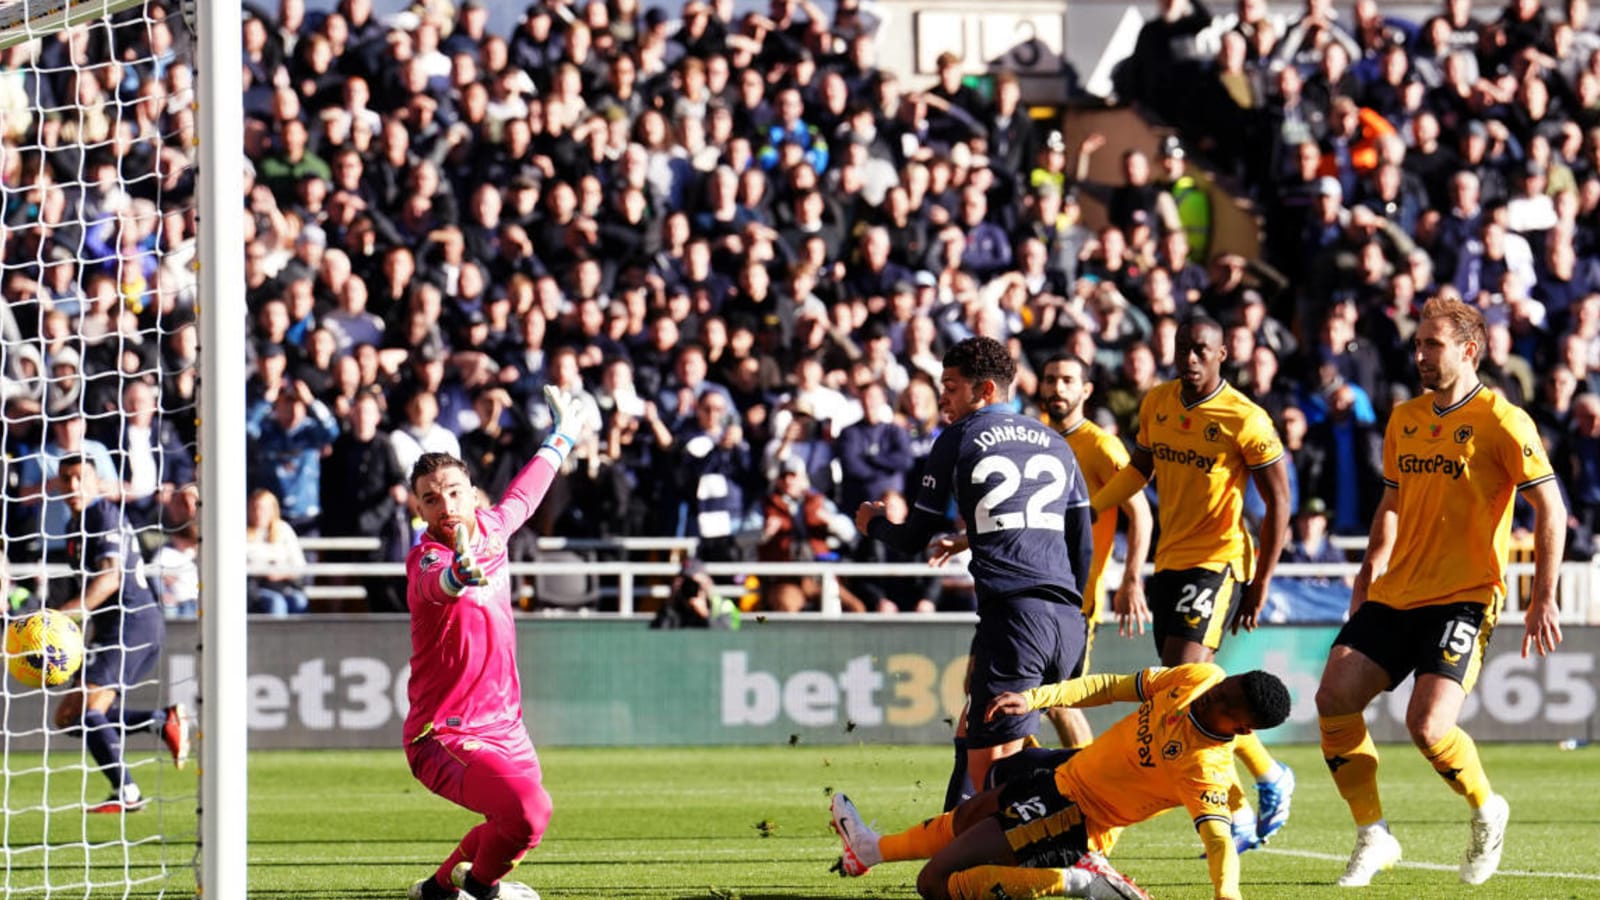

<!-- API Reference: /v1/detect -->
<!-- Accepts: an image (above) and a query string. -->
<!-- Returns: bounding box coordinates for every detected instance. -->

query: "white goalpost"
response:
[0,0,245,896]
[193,0,247,895]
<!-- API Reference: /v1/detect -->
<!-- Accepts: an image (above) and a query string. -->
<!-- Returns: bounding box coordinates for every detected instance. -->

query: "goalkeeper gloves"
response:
[442,523,489,595]
[541,384,579,458]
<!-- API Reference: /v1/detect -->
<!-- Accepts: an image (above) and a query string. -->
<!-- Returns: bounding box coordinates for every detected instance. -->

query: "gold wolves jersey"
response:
[1371,384,1555,610]
[1055,664,1235,842]
[1135,381,1283,575]
[1061,419,1131,620]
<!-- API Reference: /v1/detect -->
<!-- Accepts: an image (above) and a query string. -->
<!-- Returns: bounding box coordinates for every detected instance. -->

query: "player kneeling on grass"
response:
[404,386,587,900]
[830,664,1291,900]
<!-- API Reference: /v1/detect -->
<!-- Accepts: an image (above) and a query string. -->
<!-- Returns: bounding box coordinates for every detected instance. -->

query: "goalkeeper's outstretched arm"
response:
[488,385,589,534]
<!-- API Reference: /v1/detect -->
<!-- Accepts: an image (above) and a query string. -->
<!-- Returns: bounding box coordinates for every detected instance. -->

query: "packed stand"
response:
[1118,0,1600,559]
[0,5,202,617]
[216,0,1598,614]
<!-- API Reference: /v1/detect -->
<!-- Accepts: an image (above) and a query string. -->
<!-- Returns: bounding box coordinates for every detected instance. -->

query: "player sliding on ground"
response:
[830,664,1292,900]
[404,385,587,900]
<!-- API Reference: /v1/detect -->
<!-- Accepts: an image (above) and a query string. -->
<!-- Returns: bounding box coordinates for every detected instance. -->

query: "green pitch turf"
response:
[4,743,1599,898]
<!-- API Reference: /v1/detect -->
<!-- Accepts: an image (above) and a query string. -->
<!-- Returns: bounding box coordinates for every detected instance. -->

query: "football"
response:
[5,610,84,688]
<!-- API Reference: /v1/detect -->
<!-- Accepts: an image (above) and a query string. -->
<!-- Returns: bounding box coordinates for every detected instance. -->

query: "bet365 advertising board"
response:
[6,620,1596,748]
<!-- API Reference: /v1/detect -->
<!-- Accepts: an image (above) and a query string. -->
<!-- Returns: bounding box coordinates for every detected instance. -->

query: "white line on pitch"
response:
[1258,847,1600,881]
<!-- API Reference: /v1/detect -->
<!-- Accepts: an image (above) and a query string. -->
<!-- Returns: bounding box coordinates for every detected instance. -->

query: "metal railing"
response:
[267,537,1599,623]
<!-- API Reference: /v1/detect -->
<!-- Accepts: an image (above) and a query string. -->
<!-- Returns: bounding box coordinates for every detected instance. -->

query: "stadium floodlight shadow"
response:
[531,549,602,610]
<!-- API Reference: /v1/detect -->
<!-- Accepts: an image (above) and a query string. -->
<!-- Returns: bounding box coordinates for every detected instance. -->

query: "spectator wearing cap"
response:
[1298,176,1346,289]
[1027,130,1077,199]
[1157,135,1213,261]
[246,377,340,536]
[1282,497,1353,589]
[650,557,736,628]
[248,314,296,383]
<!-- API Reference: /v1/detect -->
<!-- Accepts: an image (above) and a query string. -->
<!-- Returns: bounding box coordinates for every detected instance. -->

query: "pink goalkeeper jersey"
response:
[403,448,561,745]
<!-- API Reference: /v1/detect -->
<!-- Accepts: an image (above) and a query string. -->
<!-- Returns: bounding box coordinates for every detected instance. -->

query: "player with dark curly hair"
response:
[854,336,1095,803]
[830,665,1293,900]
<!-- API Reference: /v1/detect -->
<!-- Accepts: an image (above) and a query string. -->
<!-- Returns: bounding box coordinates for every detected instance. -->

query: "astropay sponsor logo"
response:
[1397,453,1466,479]
[1151,443,1218,472]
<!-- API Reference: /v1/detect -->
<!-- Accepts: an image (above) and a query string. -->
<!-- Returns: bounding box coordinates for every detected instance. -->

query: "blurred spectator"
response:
[650,558,739,629]
[151,510,199,619]
[388,389,462,476]
[1284,497,1350,573]
[1556,393,1600,547]
[848,488,940,613]
[757,456,861,612]
[105,379,193,532]
[245,378,340,535]
[835,382,913,512]
[321,389,410,612]
[662,389,757,561]
[245,488,311,616]
[18,408,122,561]
[1299,381,1384,535]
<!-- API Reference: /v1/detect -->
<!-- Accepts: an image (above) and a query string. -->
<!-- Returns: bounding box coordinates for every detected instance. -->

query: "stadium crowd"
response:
[1,0,1598,615]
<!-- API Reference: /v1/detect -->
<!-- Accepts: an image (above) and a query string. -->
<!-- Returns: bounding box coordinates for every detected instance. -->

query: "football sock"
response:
[416,875,456,900]
[879,812,955,862]
[943,736,972,811]
[461,872,500,899]
[1234,731,1276,781]
[1422,726,1491,807]
[435,835,476,891]
[81,710,129,791]
[102,704,161,733]
[947,865,1066,899]
[1320,712,1384,826]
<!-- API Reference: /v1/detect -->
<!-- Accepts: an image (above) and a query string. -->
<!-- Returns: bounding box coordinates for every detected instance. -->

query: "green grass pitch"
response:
[4,743,1599,898]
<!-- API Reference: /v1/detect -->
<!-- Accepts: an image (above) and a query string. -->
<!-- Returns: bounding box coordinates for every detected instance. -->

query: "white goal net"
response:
[0,0,207,895]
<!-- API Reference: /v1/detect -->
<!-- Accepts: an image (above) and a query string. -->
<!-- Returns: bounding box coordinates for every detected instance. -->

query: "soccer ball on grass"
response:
[5,609,84,688]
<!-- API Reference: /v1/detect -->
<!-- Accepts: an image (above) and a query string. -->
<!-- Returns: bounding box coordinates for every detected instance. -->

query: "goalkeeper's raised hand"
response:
[542,384,583,458]
[442,523,489,595]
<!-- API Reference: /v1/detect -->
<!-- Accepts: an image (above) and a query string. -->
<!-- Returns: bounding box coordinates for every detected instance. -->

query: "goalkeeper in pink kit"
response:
[405,386,583,900]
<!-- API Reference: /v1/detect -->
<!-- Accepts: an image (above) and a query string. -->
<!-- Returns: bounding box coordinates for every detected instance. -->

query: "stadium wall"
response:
[7,620,1596,749]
